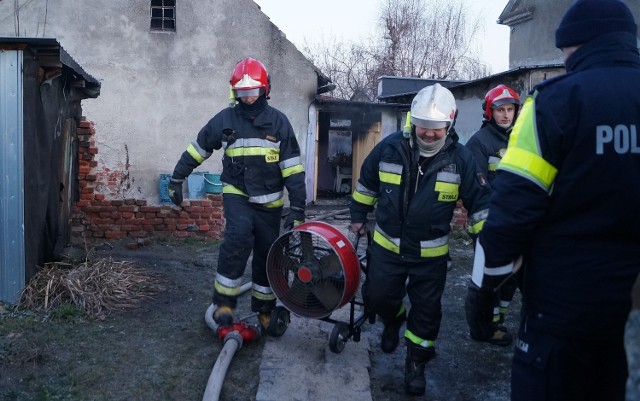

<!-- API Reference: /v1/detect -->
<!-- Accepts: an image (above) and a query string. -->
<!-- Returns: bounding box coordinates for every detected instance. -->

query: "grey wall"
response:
[505,0,640,69]
[0,0,319,203]
[450,67,565,143]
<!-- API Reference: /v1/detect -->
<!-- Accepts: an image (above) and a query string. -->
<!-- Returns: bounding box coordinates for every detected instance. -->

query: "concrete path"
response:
[256,306,373,401]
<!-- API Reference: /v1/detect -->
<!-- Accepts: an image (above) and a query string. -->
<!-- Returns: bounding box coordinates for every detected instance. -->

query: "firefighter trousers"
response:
[362,243,448,342]
[213,194,282,312]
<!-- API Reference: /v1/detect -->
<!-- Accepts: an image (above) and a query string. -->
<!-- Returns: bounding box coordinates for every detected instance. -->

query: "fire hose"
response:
[202,282,258,401]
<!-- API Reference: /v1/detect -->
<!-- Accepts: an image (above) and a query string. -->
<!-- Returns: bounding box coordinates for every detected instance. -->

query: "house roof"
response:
[448,63,565,89]
[371,63,564,104]
[0,37,101,97]
[315,94,408,110]
[377,76,467,101]
[497,0,535,26]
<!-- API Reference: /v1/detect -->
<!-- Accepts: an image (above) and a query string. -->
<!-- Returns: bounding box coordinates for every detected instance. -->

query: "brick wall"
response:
[70,118,469,243]
[452,200,468,232]
[71,118,225,243]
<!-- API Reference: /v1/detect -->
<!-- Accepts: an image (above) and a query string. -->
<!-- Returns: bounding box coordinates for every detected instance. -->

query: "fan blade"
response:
[310,280,343,311]
[285,277,310,311]
[299,231,315,261]
[317,252,342,278]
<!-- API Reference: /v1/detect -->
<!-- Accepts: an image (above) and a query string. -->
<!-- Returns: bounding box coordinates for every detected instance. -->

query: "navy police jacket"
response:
[479,31,640,339]
[351,130,490,261]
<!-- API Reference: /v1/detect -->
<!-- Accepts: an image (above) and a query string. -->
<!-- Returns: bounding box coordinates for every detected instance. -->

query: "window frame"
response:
[150,0,176,33]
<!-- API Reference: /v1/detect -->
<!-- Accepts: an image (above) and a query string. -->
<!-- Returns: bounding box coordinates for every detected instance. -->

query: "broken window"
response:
[150,0,176,32]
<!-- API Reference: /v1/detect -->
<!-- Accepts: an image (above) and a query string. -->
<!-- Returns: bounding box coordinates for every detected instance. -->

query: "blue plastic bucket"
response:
[188,172,206,199]
[204,173,223,194]
[159,173,173,204]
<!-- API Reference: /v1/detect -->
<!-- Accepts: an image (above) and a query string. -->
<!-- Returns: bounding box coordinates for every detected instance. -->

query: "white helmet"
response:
[410,83,457,131]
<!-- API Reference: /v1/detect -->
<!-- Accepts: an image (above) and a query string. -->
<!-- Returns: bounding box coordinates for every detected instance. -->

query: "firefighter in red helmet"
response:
[167,57,306,330]
[464,84,520,347]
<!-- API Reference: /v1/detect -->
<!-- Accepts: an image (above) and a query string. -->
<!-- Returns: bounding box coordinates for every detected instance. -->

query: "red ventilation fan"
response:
[266,221,361,319]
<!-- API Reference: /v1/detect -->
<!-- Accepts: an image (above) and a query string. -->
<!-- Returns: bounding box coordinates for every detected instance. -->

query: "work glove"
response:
[283,206,305,231]
[350,221,368,234]
[464,281,497,341]
[167,178,184,206]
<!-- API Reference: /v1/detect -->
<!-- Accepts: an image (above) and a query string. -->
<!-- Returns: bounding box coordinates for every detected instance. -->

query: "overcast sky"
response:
[253,0,511,74]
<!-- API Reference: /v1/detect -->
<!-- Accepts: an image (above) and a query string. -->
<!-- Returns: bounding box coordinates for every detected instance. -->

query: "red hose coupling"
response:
[216,321,260,342]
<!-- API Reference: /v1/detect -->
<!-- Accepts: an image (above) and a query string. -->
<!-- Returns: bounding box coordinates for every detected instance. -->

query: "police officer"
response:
[350,84,490,396]
[467,1,640,400]
[168,57,306,330]
[464,84,521,347]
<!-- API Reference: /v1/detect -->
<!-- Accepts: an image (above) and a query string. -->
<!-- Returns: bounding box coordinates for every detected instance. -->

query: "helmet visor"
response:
[411,115,449,129]
[234,87,265,98]
[492,98,518,108]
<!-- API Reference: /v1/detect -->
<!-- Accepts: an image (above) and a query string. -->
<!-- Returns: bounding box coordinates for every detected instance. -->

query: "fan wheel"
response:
[266,221,360,319]
[329,322,350,354]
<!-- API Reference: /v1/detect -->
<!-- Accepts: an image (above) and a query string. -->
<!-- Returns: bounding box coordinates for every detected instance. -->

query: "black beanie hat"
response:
[555,0,637,48]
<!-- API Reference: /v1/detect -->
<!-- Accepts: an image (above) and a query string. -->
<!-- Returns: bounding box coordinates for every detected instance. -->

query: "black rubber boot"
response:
[213,305,234,327]
[380,310,406,353]
[484,326,513,346]
[404,342,435,396]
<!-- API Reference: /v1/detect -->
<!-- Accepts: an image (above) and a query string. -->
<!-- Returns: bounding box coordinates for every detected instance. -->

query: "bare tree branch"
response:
[304,0,490,100]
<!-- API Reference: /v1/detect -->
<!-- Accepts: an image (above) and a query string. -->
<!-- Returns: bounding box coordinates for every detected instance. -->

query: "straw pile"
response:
[18,257,165,319]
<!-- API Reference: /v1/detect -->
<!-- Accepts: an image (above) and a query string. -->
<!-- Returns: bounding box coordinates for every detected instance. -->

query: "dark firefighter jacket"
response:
[465,122,509,185]
[172,103,306,210]
[351,130,490,260]
[478,31,640,339]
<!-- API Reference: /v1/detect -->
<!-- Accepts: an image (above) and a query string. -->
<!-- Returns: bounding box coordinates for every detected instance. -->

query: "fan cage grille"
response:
[267,228,359,318]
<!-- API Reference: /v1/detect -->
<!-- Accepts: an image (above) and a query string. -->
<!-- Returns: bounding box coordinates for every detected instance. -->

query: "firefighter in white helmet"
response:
[168,57,306,331]
[350,83,491,396]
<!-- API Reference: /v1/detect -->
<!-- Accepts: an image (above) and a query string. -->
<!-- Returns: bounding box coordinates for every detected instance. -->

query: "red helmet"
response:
[482,85,520,121]
[230,57,270,98]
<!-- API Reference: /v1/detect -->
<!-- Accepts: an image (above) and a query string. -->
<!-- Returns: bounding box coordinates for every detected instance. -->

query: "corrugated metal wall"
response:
[0,50,25,304]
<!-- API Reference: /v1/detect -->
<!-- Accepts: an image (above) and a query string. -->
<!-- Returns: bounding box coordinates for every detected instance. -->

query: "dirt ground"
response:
[0,201,518,401]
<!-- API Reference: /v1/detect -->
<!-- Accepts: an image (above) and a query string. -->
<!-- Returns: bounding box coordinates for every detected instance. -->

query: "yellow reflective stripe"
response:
[251,289,276,301]
[467,219,485,235]
[187,143,205,164]
[214,281,242,296]
[353,190,377,206]
[222,185,248,196]
[282,164,304,178]
[498,96,558,191]
[488,156,501,171]
[264,198,284,208]
[500,148,557,192]
[419,235,449,258]
[434,182,458,193]
[280,156,301,169]
[436,180,459,202]
[226,147,270,157]
[379,171,401,185]
[488,156,501,172]
[373,230,400,254]
[420,243,449,258]
[405,329,435,348]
